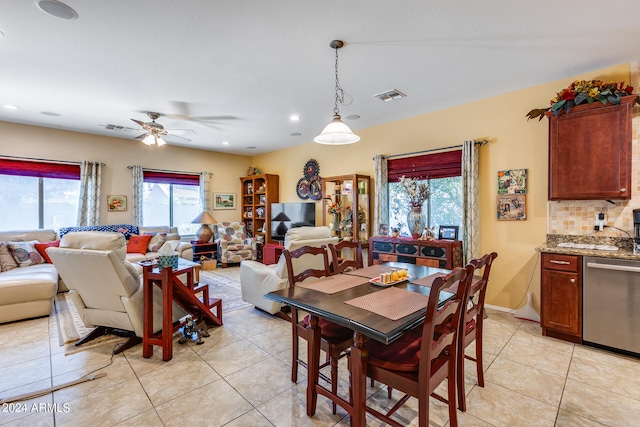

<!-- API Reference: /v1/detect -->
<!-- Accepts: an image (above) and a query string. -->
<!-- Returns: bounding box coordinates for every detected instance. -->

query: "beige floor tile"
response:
[156,379,253,426]
[465,381,557,427]
[560,378,640,426]
[247,321,294,356]
[124,337,197,378]
[224,408,274,427]
[498,331,573,377]
[190,325,247,354]
[257,386,347,427]
[0,356,51,394]
[111,409,164,426]
[54,378,153,426]
[365,385,454,427]
[0,338,51,369]
[0,379,53,425]
[484,355,565,406]
[0,408,54,426]
[555,409,607,427]
[198,337,271,377]
[482,312,523,338]
[225,357,297,406]
[50,343,120,377]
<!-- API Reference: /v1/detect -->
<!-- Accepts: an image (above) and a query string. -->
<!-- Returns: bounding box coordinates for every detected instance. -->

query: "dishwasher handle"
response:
[586,262,640,274]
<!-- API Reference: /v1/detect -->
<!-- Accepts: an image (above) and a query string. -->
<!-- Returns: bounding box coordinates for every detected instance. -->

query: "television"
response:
[271,202,316,242]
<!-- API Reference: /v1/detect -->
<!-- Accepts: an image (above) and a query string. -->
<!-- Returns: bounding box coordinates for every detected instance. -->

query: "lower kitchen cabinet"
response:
[540,252,582,343]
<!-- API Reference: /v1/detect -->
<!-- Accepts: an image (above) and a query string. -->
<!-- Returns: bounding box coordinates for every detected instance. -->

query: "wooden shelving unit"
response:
[322,174,371,244]
[240,173,279,244]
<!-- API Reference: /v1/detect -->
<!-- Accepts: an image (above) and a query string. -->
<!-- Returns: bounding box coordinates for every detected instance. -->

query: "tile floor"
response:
[2,268,640,426]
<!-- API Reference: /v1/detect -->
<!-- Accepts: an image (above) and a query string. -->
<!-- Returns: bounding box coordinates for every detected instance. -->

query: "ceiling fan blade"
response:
[168,100,190,116]
[166,129,196,136]
[164,134,191,143]
[192,115,238,122]
[131,118,147,128]
[134,133,147,140]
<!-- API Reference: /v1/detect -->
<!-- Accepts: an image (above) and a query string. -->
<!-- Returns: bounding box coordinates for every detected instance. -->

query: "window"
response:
[0,159,80,231]
[142,171,201,236]
[387,150,462,237]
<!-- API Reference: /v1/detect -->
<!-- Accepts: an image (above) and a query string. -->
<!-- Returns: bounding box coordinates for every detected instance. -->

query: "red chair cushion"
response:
[303,315,352,339]
[34,240,60,264]
[367,328,423,372]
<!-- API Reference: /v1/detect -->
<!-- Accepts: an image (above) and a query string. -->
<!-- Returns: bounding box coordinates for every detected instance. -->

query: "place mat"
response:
[343,264,395,279]
[344,287,430,320]
[411,272,448,287]
[297,274,367,294]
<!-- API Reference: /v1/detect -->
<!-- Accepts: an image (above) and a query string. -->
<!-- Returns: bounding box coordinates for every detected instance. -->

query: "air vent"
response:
[100,124,138,132]
[373,89,406,102]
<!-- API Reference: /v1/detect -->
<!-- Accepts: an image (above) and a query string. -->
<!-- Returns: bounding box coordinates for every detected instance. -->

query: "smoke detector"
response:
[373,89,406,102]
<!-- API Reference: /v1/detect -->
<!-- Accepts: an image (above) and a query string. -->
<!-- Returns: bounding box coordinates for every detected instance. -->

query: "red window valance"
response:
[143,171,199,185]
[388,150,462,182]
[0,159,80,179]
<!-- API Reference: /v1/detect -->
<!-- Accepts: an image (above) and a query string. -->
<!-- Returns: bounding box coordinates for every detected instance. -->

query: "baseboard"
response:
[485,303,514,313]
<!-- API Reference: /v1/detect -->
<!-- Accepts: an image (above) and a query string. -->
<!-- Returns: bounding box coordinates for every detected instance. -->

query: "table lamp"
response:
[192,211,217,242]
[272,211,291,236]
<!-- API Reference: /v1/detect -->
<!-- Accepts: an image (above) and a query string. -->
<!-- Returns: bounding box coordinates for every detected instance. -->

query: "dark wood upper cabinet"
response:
[546,95,637,200]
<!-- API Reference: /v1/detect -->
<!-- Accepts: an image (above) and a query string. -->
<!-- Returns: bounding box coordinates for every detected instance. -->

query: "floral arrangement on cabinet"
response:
[526,80,636,121]
[399,175,430,208]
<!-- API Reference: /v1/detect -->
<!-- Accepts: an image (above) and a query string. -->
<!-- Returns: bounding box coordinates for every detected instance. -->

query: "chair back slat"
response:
[283,245,330,287]
[465,252,498,322]
[328,241,364,274]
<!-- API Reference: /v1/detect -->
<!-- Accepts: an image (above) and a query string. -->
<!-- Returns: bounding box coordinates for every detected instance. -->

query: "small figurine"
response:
[419,226,436,241]
[178,315,210,345]
[391,227,400,238]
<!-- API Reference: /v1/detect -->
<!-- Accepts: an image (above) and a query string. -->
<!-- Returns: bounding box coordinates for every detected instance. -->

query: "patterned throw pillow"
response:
[7,241,45,267]
[126,235,152,254]
[145,233,167,252]
[34,240,61,264]
[0,243,19,272]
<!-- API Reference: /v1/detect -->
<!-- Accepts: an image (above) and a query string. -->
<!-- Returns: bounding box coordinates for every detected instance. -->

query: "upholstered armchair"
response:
[240,226,338,316]
[213,222,256,267]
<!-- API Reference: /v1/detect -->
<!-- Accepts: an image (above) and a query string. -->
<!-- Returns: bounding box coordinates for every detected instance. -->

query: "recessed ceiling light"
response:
[345,115,360,120]
[3,104,19,110]
[290,115,301,121]
[222,141,230,145]
[36,0,78,20]
[41,111,60,116]
[290,132,302,136]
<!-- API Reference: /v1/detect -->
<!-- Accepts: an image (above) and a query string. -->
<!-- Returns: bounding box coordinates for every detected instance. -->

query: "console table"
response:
[368,236,463,269]
[142,259,222,361]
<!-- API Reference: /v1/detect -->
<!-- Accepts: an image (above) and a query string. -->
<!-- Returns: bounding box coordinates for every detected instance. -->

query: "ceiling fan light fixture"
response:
[142,134,155,145]
[156,136,166,146]
[315,39,359,145]
[314,114,360,145]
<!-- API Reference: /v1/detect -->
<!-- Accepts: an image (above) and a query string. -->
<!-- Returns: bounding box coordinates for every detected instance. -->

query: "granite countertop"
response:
[537,234,640,261]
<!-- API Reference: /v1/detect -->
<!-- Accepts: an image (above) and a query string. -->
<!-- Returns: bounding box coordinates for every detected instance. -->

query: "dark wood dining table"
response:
[264,261,455,427]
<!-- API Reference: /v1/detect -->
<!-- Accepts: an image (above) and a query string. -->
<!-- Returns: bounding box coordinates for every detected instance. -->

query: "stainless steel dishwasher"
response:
[583,256,640,355]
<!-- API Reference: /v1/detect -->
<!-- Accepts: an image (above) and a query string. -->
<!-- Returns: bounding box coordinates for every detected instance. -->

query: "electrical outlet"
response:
[595,213,606,231]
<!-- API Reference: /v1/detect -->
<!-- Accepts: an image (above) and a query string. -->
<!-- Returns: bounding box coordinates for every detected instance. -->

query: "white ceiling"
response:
[1,1,640,156]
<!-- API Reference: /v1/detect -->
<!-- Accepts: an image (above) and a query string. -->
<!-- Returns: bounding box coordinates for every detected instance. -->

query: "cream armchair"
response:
[240,226,338,316]
[213,222,256,267]
[47,231,188,354]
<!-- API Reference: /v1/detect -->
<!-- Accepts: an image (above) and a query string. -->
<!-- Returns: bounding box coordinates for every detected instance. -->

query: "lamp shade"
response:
[272,212,291,222]
[192,211,217,242]
[192,211,217,224]
[314,114,360,145]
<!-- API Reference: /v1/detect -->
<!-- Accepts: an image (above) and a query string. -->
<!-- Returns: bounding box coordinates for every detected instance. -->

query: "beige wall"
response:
[0,121,252,224]
[252,63,634,311]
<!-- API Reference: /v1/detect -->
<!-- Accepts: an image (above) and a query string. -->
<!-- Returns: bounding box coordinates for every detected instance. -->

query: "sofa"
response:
[0,229,61,324]
[240,226,338,315]
[213,222,256,267]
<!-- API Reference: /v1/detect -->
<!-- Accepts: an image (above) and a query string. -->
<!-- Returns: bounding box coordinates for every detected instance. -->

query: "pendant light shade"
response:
[314,114,360,145]
[315,40,359,145]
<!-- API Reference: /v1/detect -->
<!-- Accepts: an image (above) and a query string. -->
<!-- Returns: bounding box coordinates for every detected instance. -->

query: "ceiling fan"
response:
[131,112,193,146]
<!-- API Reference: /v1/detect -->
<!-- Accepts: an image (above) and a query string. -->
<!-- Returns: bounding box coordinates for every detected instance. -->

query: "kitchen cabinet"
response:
[322,174,371,244]
[368,236,463,269]
[540,252,582,343]
[240,174,279,244]
[546,95,637,200]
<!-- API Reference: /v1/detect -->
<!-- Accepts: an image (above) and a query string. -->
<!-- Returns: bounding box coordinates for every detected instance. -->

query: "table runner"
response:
[343,264,395,279]
[344,287,430,320]
[411,272,447,287]
[297,274,367,294]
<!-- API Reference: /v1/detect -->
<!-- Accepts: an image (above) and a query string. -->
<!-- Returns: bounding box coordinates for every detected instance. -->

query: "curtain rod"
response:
[0,155,105,166]
[380,139,488,160]
[127,166,212,176]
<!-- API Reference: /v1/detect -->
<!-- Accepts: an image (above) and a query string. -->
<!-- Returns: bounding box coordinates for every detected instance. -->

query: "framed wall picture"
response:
[107,195,127,212]
[438,225,459,240]
[498,169,527,194]
[214,193,236,210]
[497,194,526,220]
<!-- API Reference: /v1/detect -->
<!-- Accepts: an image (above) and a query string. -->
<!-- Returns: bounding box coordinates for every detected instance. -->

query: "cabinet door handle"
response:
[620,188,627,192]
[550,260,571,265]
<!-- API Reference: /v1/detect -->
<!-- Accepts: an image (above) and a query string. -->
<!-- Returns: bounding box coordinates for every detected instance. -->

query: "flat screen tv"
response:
[271,202,316,242]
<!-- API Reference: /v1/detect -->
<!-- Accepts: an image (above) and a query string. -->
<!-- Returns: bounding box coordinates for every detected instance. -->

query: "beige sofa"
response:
[0,229,61,324]
[126,226,193,263]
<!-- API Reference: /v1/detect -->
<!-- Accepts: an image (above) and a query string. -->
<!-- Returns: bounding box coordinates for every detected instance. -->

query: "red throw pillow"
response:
[34,240,60,264]
[127,235,152,254]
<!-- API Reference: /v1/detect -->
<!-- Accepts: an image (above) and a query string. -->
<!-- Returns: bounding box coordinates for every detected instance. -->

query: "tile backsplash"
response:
[547,61,640,238]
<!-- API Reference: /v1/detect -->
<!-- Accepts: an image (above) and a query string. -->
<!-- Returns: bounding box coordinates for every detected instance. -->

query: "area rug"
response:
[54,293,127,355]
[197,269,252,313]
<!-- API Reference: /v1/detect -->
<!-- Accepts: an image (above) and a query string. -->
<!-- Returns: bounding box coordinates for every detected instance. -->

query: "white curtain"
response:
[462,140,480,263]
[77,161,102,226]
[199,172,212,213]
[373,154,389,235]
[130,165,144,226]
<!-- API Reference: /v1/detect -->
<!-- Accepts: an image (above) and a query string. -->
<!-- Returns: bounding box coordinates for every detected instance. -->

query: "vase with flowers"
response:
[399,175,430,239]
[526,80,636,121]
[327,199,342,235]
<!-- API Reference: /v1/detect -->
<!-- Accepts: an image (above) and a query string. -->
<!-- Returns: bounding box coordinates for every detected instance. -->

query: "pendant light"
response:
[314,40,360,145]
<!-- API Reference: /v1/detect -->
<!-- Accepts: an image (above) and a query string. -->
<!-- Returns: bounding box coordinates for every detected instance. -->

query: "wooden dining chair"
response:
[328,240,364,274]
[357,264,474,427]
[283,245,353,414]
[456,251,498,411]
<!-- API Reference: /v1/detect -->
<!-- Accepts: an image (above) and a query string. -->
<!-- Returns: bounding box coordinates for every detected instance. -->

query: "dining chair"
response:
[456,251,498,411]
[357,264,474,427]
[283,245,353,414]
[328,240,364,274]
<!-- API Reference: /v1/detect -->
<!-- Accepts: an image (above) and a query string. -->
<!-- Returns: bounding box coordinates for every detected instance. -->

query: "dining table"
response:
[264,261,455,427]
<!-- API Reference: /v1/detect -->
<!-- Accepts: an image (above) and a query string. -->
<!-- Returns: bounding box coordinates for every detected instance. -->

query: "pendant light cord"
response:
[333,45,352,115]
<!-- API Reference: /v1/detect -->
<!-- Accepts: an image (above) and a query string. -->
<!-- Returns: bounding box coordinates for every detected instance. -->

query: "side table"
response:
[191,240,218,264]
[142,259,222,361]
[263,243,285,265]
